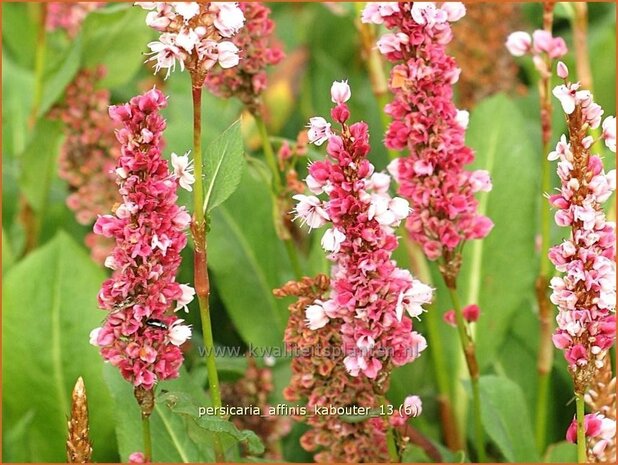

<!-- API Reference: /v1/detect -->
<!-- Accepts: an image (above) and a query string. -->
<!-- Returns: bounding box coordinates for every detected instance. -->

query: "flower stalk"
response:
[190,82,225,463]
[576,394,587,463]
[446,284,486,462]
[141,415,152,462]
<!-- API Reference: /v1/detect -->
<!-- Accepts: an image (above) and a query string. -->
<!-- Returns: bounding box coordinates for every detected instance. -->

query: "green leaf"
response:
[2,232,117,461]
[478,375,539,462]
[1,3,38,69]
[81,5,153,88]
[103,366,215,462]
[2,53,33,157]
[203,120,246,212]
[158,391,265,456]
[18,118,64,213]
[460,94,539,370]
[209,171,291,347]
[544,441,578,463]
[38,36,82,117]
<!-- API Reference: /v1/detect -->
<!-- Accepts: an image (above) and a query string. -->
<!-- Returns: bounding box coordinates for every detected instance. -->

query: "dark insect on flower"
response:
[146,319,169,330]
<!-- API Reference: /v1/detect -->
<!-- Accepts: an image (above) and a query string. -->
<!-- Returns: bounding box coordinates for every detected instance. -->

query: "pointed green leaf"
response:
[38,36,82,117]
[203,120,245,212]
[81,4,153,88]
[478,375,539,462]
[460,94,539,370]
[18,118,64,213]
[158,391,265,456]
[103,366,214,462]
[2,232,116,461]
[544,441,578,463]
[209,171,292,347]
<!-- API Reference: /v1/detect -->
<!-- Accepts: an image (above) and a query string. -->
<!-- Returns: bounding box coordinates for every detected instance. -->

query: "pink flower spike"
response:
[506,31,532,56]
[557,61,569,79]
[93,88,191,389]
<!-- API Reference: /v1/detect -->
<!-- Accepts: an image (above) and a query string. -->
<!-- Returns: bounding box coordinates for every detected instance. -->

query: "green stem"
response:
[386,427,399,463]
[21,4,48,255]
[575,394,587,463]
[400,232,462,450]
[191,83,225,462]
[535,4,556,447]
[254,114,282,193]
[142,415,152,462]
[379,397,399,462]
[447,287,486,462]
[255,113,303,279]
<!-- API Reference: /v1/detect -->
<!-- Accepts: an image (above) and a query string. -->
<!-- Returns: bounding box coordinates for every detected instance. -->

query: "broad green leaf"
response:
[1,3,38,69]
[81,5,153,88]
[460,94,538,370]
[209,171,292,348]
[18,118,64,213]
[478,375,539,462]
[2,232,117,461]
[158,391,265,456]
[103,366,214,462]
[38,37,82,117]
[544,441,577,463]
[203,120,245,213]
[2,53,33,157]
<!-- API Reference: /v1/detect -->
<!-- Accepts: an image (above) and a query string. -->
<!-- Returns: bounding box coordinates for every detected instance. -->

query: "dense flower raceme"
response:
[296,81,431,381]
[50,67,120,264]
[46,2,105,37]
[450,2,523,108]
[547,63,616,394]
[362,2,494,263]
[275,276,390,463]
[136,2,245,80]
[204,2,284,114]
[90,88,195,390]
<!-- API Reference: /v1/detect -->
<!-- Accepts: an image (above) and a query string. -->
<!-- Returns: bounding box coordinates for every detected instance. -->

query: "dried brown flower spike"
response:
[66,377,93,463]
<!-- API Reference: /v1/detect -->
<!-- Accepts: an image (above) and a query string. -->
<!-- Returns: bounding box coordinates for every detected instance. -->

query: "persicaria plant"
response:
[2,2,616,464]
